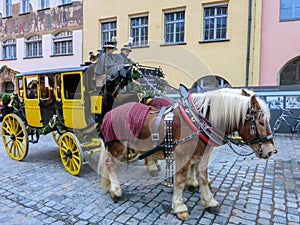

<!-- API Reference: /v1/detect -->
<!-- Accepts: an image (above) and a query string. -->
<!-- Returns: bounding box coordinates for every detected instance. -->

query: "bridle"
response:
[239,109,275,156]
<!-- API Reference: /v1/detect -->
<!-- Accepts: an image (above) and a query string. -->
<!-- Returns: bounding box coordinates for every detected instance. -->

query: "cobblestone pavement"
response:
[0,133,299,225]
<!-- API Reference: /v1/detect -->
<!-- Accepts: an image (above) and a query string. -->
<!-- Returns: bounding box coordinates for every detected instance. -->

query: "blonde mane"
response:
[192,88,270,133]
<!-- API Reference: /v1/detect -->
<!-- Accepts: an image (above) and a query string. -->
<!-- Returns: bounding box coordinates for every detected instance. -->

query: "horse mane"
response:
[192,88,270,132]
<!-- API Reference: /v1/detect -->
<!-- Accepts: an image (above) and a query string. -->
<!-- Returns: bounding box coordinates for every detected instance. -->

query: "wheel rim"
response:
[1,114,28,161]
[59,132,82,175]
[52,131,61,146]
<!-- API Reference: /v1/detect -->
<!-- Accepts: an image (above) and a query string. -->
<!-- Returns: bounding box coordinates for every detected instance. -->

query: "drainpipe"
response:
[245,0,253,88]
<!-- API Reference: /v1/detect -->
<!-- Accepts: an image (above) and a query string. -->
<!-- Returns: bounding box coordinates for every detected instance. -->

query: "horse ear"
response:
[242,89,251,96]
[179,84,189,99]
[250,94,261,110]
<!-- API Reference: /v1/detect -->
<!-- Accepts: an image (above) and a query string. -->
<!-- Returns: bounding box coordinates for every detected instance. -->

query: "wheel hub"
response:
[65,149,73,159]
[11,134,16,141]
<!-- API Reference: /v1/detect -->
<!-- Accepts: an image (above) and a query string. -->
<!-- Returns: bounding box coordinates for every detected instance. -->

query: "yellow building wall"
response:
[83,0,261,88]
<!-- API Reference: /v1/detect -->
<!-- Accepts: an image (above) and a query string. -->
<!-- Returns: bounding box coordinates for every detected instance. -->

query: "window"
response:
[203,4,228,41]
[26,77,38,99]
[130,15,148,46]
[62,0,71,5]
[21,0,30,14]
[63,74,81,99]
[101,20,117,47]
[164,10,185,44]
[280,0,300,20]
[40,0,49,9]
[5,0,12,17]
[25,35,42,58]
[2,39,16,60]
[53,31,73,55]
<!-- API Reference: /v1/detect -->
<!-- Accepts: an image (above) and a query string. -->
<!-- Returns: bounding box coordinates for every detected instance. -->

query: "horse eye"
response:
[259,121,265,126]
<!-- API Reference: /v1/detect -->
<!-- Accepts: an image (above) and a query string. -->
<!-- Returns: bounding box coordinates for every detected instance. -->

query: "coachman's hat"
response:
[121,45,132,52]
[103,41,117,49]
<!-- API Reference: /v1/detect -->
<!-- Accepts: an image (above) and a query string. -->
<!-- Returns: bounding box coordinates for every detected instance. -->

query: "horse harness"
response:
[138,91,275,185]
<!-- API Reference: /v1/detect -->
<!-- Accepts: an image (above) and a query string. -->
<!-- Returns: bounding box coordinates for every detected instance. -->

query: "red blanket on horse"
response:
[101,102,151,144]
[148,97,172,107]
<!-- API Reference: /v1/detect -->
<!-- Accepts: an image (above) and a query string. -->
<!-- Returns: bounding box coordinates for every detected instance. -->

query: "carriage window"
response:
[17,78,24,98]
[55,74,62,100]
[63,74,82,100]
[40,76,52,99]
[26,77,38,99]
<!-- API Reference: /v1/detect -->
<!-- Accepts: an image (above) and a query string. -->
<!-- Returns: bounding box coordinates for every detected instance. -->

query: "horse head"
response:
[192,88,275,159]
[238,92,275,159]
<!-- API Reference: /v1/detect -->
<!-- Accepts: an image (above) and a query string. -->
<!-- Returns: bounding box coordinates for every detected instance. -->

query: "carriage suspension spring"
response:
[164,112,174,187]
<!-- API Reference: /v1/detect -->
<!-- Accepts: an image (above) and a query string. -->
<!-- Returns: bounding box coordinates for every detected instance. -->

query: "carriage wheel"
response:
[59,132,83,175]
[123,148,137,160]
[52,130,61,146]
[1,114,29,161]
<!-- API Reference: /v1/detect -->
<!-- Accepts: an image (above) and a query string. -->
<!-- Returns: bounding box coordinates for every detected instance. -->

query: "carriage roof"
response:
[16,65,91,77]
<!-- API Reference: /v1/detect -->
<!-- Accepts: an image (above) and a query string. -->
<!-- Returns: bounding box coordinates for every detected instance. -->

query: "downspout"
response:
[245,0,253,88]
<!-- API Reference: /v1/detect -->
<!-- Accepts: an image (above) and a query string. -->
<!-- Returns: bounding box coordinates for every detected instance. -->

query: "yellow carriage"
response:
[0,64,162,175]
[1,64,145,175]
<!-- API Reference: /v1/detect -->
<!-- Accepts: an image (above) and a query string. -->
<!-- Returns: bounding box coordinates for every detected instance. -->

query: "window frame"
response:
[20,0,30,14]
[5,0,12,17]
[2,39,17,60]
[52,31,73,56]
[280,0,300,21]
[25,35,42,58]
[61,0,72,6]
[164,9,185,45]
[203,3,228,42]
[101,19,117,47]
[40,0,50,9]
[130,14,149,47]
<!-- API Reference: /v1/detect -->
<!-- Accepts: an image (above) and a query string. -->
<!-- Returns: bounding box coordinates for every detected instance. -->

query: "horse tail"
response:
[98,145,110,192]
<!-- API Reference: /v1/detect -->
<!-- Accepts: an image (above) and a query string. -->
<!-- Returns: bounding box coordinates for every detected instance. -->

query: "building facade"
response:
[0,0,83,92]
[83,0,262,90]
[260,0,300,86]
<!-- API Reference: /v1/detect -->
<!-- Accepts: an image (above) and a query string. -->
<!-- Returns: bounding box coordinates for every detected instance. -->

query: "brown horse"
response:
[98,88,275,220]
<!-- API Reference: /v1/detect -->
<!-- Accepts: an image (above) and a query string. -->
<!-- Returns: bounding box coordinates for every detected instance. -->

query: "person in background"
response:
[94,41,118,76]
[114,45,134,92]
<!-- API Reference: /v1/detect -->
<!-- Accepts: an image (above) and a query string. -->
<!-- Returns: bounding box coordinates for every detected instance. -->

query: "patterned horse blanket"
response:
[101,102,151,145]
[148,97,172,108]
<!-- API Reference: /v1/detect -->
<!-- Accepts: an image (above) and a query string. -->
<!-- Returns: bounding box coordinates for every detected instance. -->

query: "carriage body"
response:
[15,65,101,129]
[1,65,117,175]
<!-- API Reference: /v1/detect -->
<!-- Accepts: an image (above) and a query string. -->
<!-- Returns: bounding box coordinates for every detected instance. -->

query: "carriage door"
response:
[23,76,43,127]
[61,72,87,129]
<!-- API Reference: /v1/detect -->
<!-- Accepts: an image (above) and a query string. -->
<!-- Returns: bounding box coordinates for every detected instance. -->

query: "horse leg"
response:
[198,147,219,214]
[144,156,159,177]
[101,141,126,203]
[186,162,200,192]
[172,164,190,220]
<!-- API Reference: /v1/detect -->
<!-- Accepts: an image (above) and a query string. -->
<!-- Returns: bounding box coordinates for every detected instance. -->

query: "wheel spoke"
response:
[4,118,12,132]
[15,128,24,137]
[3,126,11,135]
[15,139,26,151]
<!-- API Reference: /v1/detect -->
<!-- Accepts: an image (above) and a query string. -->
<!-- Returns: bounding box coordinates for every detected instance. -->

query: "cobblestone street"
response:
[0,134,299,225]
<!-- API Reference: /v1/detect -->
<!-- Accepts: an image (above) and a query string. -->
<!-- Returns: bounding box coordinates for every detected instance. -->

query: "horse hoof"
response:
[176,211,190,221]
[156,165,162,172]
[206,206,220,214]
[110,193,121,203]
[187,185,199,193]
[149,170,158,177]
